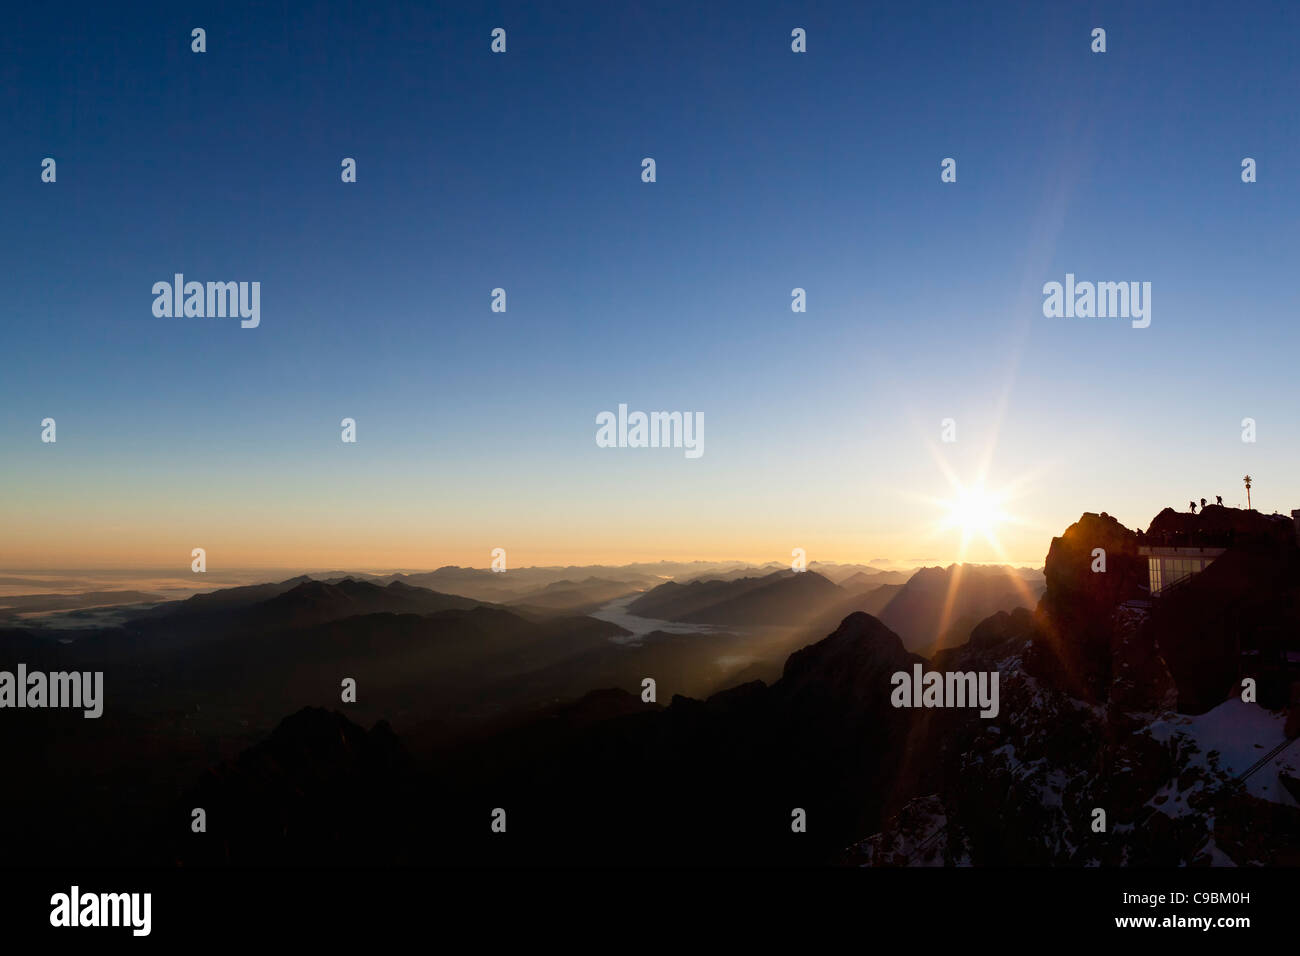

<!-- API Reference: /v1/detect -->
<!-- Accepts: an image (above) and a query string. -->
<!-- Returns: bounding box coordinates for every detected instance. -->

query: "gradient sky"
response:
[3,1,1298,571]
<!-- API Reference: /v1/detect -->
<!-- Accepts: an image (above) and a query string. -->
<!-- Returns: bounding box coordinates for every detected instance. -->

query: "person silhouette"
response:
[1216,495,1223,507]
[1190,500,1197,513]
[1201,497,1207,510]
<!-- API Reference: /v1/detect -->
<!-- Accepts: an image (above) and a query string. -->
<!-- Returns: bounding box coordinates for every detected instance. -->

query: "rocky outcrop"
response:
[855,639,1300,866]
[853,505,1300,867]
[1028,512,1144,702]
[968,606,1038,653]
[1146,504,1294,547]
[1109,601,1177,713]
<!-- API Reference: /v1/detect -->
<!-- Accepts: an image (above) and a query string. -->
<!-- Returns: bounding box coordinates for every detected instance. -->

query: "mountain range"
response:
[1,507,1294,868]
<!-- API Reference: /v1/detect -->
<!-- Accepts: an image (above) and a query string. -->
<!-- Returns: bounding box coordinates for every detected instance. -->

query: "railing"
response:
[1239,736,1298,782]
[1153,570,1198,598]
[1138,530,1236,549]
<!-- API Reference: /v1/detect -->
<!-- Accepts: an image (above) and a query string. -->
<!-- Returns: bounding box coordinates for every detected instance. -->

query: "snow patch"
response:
[1146,698,1297,807]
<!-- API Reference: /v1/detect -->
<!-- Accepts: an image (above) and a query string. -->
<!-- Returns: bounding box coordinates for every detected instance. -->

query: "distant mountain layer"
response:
[877,564,1045,653]
[76,575,638,735]
[676,563,910,586]
[810,564,912,586]
[507,577,642,612]
[627,569,851,625]
[626,565,1037,638]
[0,561,1033,623]
[123,577,486,649]
[381,564,674,603]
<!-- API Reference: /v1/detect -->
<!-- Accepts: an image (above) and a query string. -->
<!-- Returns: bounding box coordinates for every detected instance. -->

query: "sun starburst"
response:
[937,483,1011,553]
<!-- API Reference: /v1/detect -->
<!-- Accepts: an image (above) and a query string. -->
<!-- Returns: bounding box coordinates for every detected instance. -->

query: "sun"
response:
[926,480,1025,563]
[903,430,1050,641]
[907,412,1053,568]
[942,485,1008,539]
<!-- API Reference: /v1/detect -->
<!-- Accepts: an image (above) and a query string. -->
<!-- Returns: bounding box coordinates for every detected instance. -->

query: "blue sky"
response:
[3,1,1298,569]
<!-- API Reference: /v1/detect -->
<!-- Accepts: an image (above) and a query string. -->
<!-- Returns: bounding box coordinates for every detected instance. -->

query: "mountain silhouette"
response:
[627,569,845,625]
[8,506,1300,869]
[876,564,1043,653]
[507,577,642,613]
[125,577,484,649]
[165,612,929,866]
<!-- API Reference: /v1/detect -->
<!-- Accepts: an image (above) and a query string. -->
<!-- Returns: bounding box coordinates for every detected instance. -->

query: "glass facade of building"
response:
[1147,555,1212,594]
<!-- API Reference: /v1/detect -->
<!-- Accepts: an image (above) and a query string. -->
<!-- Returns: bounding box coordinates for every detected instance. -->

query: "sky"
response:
[2,0,1298,571]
